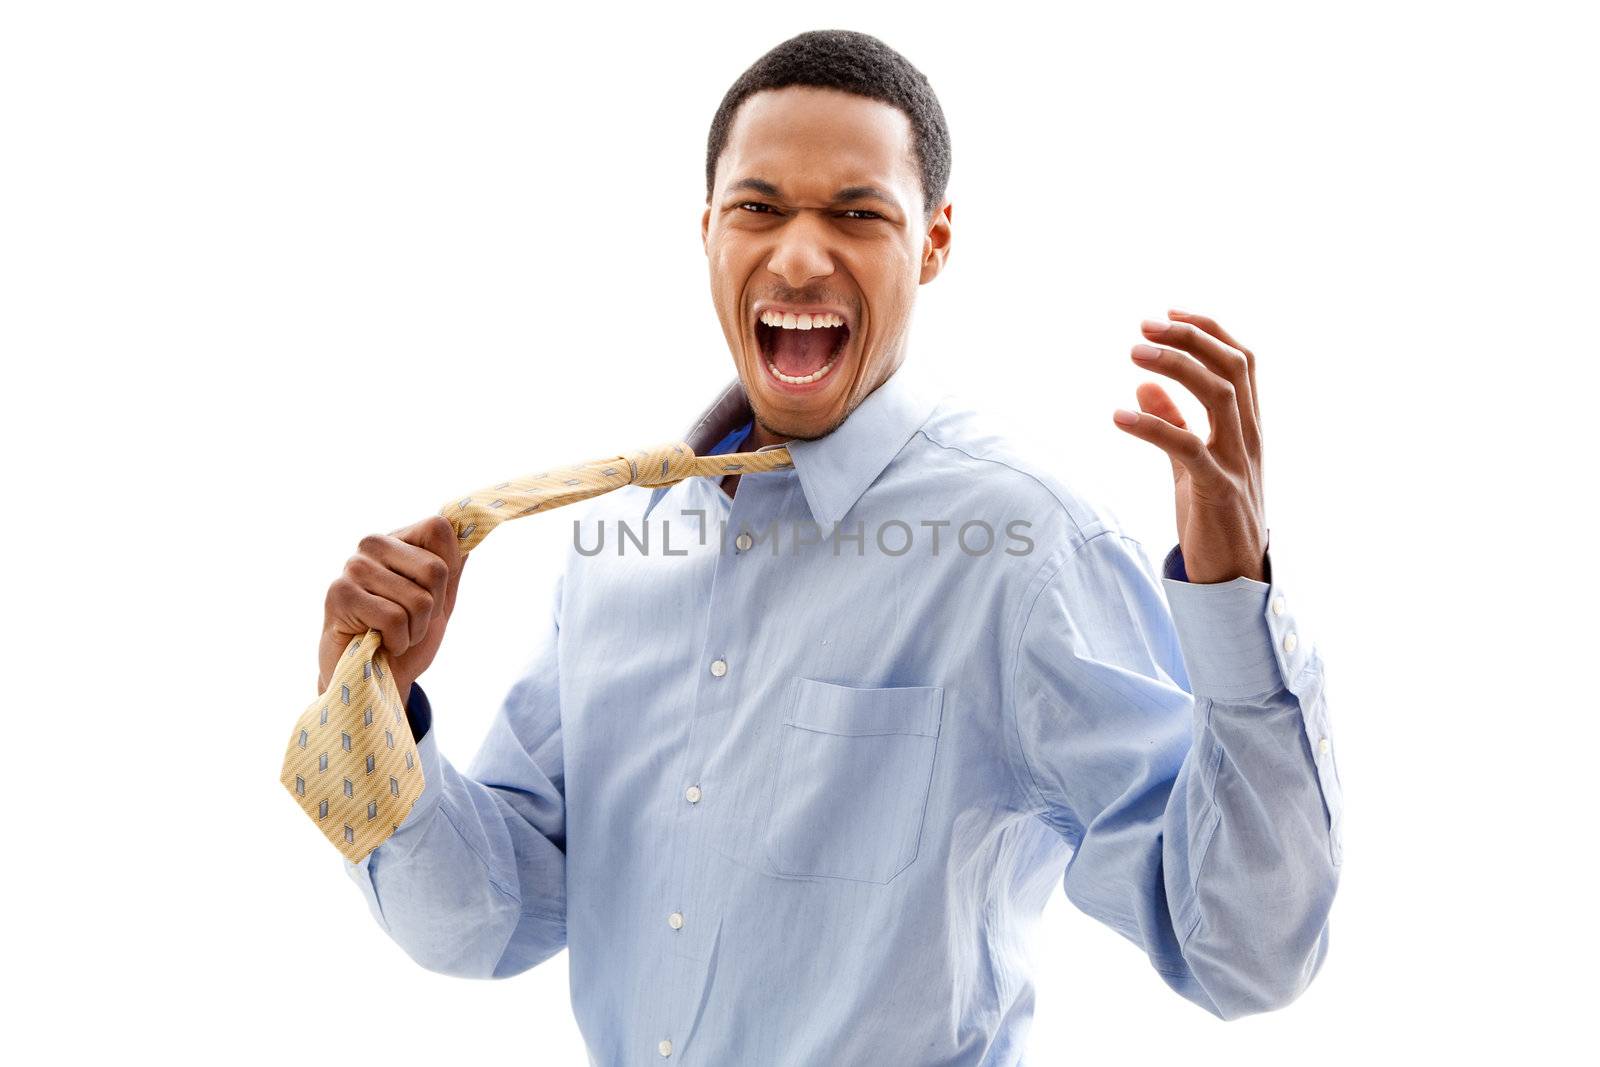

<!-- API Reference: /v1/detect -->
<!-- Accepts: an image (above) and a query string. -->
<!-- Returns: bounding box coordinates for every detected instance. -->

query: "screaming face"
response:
[703,85,952,445]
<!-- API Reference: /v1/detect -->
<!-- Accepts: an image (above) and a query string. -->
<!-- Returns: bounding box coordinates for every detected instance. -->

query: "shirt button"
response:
[1272,595,1286,616]
[735,532,753,552]
[658,1038,673,1057]
[1282,632,1298,654]
[685,784,702,803]
[710,658,728,677]
[1318,736,1330,755]
[668,911,684,930]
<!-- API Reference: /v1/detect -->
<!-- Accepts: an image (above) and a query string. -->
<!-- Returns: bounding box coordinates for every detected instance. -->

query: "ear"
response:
[701,204,712,255]
[918,198,953,285]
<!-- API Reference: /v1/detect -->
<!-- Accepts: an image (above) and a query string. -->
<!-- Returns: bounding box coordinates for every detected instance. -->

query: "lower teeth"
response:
[767,355,836,385]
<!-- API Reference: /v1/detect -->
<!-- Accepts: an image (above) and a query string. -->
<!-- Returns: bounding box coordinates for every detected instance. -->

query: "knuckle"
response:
[381,601,409,635]
[346,553,377,583]
[425,556,450,589]
[357,533,389,556]
[424,514,455,545]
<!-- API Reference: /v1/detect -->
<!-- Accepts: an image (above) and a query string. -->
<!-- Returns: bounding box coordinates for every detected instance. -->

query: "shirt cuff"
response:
[1160,543,1308,701]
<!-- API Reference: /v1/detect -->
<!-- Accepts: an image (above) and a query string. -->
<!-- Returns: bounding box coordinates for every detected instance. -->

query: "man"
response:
[323,29,1342,1064]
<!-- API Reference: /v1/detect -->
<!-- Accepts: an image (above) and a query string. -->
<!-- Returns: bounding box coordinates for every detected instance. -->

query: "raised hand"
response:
[1111,309,1269,584]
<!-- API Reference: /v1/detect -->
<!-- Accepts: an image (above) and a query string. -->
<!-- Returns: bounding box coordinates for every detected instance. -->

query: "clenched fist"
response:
[319,514,468,702]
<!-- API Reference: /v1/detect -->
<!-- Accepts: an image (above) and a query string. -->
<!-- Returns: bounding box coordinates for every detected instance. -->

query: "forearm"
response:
[1165,664,1341,1017]
[1161,548,1343,1016]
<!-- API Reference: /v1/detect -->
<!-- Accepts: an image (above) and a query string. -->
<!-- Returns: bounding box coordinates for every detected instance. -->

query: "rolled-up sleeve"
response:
[1007,530,1342,1019]
[341,575,569,980]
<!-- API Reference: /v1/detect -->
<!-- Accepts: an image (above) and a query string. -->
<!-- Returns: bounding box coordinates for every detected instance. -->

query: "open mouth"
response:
[754,309,851,387]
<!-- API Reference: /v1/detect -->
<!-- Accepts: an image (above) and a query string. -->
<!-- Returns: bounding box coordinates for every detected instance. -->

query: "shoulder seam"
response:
[911,426,1090,544]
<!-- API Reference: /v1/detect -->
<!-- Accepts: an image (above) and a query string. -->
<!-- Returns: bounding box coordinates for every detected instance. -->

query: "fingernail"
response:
[1141,318,1169,333]
[1113,408,1140,425]
[1131,344,1161,361]
[1169,308,1191,317]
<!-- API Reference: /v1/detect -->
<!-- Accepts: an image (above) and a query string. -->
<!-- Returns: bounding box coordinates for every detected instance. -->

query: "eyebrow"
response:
[726,177,897,209]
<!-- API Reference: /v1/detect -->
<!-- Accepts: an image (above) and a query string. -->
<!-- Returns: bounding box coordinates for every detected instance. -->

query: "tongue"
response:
[770,327,837,377]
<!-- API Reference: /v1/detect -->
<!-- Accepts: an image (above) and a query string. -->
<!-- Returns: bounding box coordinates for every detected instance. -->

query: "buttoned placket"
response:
[645,465,797,1060]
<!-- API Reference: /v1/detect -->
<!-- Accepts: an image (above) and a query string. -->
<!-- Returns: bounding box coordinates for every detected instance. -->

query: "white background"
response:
[3,1,1594,1063]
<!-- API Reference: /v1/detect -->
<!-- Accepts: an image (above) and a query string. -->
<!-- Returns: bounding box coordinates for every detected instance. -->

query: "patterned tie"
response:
[280,438,794,863]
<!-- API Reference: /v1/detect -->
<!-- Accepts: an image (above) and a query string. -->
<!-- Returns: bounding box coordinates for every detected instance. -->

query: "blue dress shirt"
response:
[343,369,1343,1064]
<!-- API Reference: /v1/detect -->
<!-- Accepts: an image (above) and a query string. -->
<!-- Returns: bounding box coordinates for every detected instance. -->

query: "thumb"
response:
[1134,381,1187,428]
[444,548,469,611]
[1135,381,1189,483]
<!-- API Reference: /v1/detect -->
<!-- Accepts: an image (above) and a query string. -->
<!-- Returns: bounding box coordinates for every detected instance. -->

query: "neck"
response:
[745,420,789,451]
[720,419,788,499]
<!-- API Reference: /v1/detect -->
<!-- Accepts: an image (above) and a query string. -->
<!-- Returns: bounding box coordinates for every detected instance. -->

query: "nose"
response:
[764,211,836,288]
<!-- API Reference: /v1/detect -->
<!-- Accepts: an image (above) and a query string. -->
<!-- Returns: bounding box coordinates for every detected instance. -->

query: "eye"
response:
[737,202,776,214]
[842,210,883,220]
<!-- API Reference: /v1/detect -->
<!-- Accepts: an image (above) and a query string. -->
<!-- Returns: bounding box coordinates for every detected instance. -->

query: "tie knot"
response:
[624,442,699,488]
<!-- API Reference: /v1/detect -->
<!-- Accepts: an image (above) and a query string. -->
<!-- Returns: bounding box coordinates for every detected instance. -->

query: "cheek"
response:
[707,235,754,283]
[705,248,739,312]
[858,241,918,301]
[858,255,918,327]
[707,245,755,350]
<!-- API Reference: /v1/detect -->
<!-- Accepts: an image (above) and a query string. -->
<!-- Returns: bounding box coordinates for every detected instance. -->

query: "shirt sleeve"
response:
[341,573,568,979]
[1007,529,1342,1019]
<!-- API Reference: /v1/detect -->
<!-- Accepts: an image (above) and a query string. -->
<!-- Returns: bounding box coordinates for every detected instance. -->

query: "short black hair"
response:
[705,29,951,227]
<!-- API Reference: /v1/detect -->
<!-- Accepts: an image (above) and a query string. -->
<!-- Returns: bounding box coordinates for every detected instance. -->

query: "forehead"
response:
[717,86,917,199]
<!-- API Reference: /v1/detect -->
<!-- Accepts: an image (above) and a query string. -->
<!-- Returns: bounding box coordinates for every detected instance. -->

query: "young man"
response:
[325,29,1342,1064]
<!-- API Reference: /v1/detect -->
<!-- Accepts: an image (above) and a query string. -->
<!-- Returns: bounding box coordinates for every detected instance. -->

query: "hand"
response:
[318,514,469,698]
[1111,309,1269,584]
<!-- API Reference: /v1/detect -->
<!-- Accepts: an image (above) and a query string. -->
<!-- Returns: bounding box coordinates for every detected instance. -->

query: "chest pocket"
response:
[764,677,945,885]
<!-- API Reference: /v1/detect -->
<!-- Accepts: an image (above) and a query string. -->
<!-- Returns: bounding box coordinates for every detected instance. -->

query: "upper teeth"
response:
[760,310,845,330]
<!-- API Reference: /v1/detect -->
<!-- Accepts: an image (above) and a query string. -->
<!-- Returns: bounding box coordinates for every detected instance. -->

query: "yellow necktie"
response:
[280,439,794,863]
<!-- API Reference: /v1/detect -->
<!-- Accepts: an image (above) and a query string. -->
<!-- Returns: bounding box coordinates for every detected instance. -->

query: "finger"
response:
[393,514,470,619]
[364,528,453,607]
[1166,308,1245,352]
[1141,318,1259,460]
[1168,309,1260,431]
[1131,340,1246,466]
[1111,402,1224,482]
[347,553,436,648]
[338,582,417,657]
[403,514,465,571]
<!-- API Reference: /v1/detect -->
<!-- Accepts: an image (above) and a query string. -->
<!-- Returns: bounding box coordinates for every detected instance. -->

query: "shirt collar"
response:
[642,368,940,526]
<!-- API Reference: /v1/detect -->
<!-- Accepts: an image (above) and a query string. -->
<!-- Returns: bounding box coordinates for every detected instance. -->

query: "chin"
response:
[742,357,852,439]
